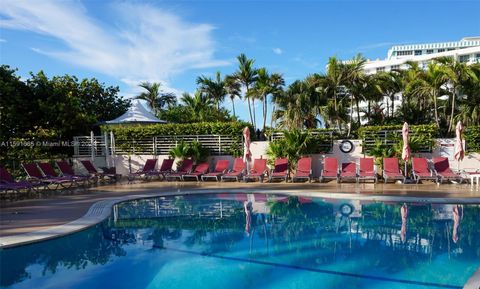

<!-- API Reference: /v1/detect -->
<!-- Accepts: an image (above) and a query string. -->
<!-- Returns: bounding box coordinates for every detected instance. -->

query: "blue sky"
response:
[1,0,479,128]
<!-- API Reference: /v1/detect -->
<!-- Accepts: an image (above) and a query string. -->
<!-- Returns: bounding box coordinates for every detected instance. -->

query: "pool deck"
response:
[1,180,479,247]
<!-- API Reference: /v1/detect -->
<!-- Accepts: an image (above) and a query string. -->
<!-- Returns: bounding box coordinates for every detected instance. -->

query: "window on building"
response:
[448,48,455,51]
[476,54,480,62]
[438,49,445,53]
[397,50,413,56]
[459,55,470,63]
[376,67,385,73]
[391,65,400,70]
[426,49,434,54]
[414,50,422,56]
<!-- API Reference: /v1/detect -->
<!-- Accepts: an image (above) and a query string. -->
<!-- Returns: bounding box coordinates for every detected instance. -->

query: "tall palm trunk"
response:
[433,90,440,128]
[334,89,340,130]
[246,86,255,130]
[390,94,395,118]
[367,100,371,123]
[448,87,456,133]
[252,98,257,131]
[270,103,276,128]
[262,95,267,132]
[355,97,361,126]
[347,96,354,137]
[231,97,236,117]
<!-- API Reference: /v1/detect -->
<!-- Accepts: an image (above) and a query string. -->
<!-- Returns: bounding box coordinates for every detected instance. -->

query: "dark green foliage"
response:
[266,129,329,169]
[168,140,209,163]
[464,126,480,152]
[0,66,130,141]
[102,121,252,140]
[0,65,130,172]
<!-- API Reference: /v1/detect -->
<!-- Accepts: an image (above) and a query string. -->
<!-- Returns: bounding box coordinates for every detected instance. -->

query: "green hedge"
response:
[465,126,480,153]
[357,124,438,139]
[358,124,438,156]
[101,121,252,140]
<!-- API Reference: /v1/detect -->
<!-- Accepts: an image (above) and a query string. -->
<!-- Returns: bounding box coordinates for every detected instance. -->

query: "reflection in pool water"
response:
[1,193,479,289]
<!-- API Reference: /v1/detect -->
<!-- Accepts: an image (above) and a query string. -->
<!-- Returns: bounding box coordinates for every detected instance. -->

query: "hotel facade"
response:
[363,37,480,74]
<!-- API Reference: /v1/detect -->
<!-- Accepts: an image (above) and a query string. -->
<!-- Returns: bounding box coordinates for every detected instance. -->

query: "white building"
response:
[343,37,480,123]
[363,36,480,74]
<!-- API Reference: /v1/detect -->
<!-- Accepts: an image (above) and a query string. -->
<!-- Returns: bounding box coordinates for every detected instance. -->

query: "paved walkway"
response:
[1,180,479,237]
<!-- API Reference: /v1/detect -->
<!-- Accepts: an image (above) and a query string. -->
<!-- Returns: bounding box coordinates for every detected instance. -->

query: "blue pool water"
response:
[1,193,479,289]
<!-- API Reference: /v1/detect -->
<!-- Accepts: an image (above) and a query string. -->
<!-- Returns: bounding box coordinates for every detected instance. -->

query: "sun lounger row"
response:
[322,156,469,184]
[0,160,122,195]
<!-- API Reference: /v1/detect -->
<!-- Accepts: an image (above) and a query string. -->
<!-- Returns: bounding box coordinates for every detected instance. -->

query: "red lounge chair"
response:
[292,157,312,183]
[158,159,174,180]
[358,158,377,183]
[0,166,39,194]
[22,163,74,189]
[221,158,246,182]
[244,158,268,182]
[340,162,357,183]
[433,157,463,184]
[80,160,120,182]
[165,159,194,181]
[320,157,339,182]
[38,162,87,186]
[269,158,289,182]
[56,160,96,184]
[412,157,438,183]
[202,160,230,181]
[382,158,405,183]
[183,162,210,181]
[128,159,158,182]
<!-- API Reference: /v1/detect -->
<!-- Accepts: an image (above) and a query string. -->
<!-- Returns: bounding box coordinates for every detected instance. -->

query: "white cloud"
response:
[0,0,229,91]
[0,38,6,42]
[272,47,283,55]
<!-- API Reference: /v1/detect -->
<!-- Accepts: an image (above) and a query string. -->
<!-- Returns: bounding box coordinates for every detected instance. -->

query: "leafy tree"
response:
[231,54,258,130]
[135,82,176,118]
[273,80,320,129]
[409,63,448,129]
[250,68,284,132]
[224,75,242,118]
[376,70,403,118]
[196,71,227,110]
[435,57,478,133]
[0,66,129,141]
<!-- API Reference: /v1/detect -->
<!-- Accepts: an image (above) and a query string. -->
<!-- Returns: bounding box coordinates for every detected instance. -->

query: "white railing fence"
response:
[73,134,240,157]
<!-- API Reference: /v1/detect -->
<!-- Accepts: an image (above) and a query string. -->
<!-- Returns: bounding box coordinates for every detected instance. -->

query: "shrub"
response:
[464,126,480,153]
[101,121,252,140]
[168,140,209,163]
[266,129,323,170]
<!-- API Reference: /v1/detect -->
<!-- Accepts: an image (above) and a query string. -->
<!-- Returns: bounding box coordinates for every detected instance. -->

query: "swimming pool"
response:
[1,193,479,289]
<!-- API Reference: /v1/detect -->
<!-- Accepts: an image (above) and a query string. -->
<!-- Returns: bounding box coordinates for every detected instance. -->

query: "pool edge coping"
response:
[1,189,480,249]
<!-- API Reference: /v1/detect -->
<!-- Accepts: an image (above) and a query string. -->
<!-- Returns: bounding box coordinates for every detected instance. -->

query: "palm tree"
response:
[135,82,176,117]
[224,75,241,118]
[400,61,428,122]
[454,63,480,126]
[231,54,258,130]
[273,80,319,129]
[250,68,285,131]
[343,54,367,134]
[362,74,383,124]
[409,63,449,128]
[376,70,403,118]
[324,57,347,129]
[436,57,477,133]
[180,91,214,122]
[196,71,227,111]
